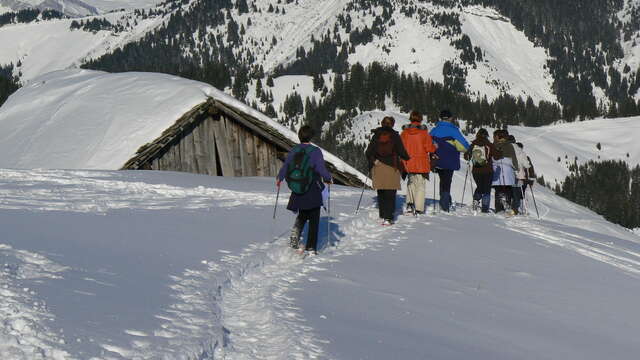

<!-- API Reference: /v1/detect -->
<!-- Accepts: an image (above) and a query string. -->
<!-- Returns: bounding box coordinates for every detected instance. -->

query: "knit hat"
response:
[439,109,453,120]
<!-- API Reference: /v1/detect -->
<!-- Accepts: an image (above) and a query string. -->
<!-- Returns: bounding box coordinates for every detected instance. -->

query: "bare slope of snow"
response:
[1,0,558,104]
[461,6,555,102]
[1,168,640,359]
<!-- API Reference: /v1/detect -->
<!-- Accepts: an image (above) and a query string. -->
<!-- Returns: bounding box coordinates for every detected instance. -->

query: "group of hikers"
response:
[366,109,536,225]
[276,110,536,255]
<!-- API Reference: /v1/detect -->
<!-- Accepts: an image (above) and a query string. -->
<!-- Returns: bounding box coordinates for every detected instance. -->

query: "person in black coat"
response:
[364,116,410,225]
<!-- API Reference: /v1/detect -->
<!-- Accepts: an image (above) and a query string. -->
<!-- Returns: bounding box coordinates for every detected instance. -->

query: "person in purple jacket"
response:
[277,125,332,254]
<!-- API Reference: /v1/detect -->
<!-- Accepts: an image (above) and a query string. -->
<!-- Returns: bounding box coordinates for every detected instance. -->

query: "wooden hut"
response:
[121,97,367,188]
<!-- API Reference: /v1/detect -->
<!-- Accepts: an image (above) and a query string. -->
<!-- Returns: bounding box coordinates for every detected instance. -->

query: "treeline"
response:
[0,65,20,107]
[0,9,64,28]
[559,160,640,229]
[307,62,561,129]
[70,18,119,33]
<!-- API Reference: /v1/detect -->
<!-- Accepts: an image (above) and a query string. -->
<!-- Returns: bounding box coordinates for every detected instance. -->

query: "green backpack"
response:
[286,145,317,195]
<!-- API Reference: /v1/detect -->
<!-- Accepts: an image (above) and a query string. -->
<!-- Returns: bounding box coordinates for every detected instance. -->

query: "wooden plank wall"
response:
[149,115,284,177]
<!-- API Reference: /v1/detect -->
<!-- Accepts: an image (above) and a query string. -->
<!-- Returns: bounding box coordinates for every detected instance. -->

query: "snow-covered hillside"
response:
[1,167,640,359]
[0,0,557,104]
[0,8,172,81]
[509,117,640,185]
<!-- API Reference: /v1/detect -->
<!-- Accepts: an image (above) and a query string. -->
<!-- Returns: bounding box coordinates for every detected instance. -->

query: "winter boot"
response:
[440,192,451,212]
[481,193,491,213]
[289,217,303,249]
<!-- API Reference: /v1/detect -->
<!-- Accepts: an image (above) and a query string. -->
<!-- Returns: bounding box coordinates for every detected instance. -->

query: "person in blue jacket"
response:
[430,109,470,212]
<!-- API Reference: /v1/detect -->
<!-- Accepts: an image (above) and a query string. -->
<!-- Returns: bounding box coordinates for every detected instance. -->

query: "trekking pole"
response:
[460,163,470,207]
[469,165,475,210]
[530,185,540,219]
[355,172,370,215]
[273,184,280,219]
[433,173,438,214]
[327,183,332,245]
[355,185,366,215]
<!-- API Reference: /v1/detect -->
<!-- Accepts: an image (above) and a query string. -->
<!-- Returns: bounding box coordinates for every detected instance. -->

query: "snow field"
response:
[2,168,640,359]
[0,244,71,360]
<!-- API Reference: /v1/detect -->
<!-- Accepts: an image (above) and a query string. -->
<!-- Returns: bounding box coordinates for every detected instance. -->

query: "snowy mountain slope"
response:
[509,117,640,185]
[346,4,555,103]
[0,0,559,104]
[1,168,640,359]
[0,9,173,81]
[460,6,555,102]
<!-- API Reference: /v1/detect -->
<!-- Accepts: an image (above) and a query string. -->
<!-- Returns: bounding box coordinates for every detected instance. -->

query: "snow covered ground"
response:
[1,167,640,359]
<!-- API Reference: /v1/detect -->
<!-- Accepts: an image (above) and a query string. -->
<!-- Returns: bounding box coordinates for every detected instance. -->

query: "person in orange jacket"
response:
[401,111,437,214]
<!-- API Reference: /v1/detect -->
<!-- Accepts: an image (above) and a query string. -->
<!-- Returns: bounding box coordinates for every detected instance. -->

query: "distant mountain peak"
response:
[0,0,99,16]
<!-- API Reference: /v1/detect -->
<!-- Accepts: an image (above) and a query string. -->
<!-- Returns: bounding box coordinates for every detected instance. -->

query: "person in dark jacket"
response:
[365,116,410,225]
[464,128,499,213]
[430,110,470,212]
[277,125,332,254]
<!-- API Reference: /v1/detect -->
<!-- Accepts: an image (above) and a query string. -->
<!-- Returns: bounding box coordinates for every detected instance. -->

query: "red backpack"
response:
[376,130,395,157]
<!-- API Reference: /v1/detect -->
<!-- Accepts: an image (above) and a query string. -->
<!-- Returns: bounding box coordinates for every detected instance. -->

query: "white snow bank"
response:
[1,169,640,359]
[0,69,367,183]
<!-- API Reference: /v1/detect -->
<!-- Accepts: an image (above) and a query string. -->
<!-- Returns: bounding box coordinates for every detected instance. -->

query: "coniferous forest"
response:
[0,65,19,108]
[560,160,640,229]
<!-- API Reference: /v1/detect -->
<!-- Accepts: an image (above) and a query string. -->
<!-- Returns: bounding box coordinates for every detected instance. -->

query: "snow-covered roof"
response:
[0,69,368,185]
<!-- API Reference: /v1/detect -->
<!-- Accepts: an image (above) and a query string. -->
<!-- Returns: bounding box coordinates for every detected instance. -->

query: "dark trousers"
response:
[493,186,512,212]
[512,185,526,214]
[293,207,321,251]
[437,169,454,211]
[472,173,492,212]
[377,190,397,220]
